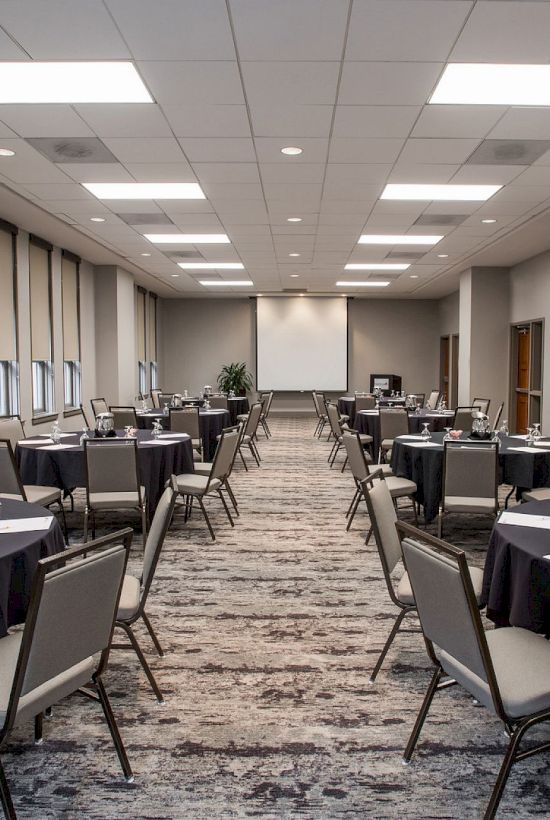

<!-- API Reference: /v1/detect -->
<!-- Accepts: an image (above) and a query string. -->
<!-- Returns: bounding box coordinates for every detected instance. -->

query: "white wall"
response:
[439,291,459,336]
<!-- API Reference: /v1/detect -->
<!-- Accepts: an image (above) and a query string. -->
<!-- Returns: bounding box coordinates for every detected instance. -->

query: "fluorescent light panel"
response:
[199,280,253,286]
[83,183,205,200]
[178,262,244,270]
[145,234,230,244]
[344,263,410,271]
[337,281,390,287]
[0,62,152,104]
[358,235,443,245]
[381,183,501,201]
[430,64,550,106]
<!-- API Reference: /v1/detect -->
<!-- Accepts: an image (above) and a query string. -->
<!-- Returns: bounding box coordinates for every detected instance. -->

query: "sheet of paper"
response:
[509,434,529,440]
[0,516,53,533]
[397,434,424,440]
[159,434,190,439]
[508,447,550,454]
[21,438,54,445]
[140,440,174,446]
[499,511,550,529]
[38,432,73,438]
[405,442,441,448]
[40,444,79,451]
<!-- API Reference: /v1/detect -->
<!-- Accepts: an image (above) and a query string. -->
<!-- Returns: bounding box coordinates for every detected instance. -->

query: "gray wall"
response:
[439,291,459,336]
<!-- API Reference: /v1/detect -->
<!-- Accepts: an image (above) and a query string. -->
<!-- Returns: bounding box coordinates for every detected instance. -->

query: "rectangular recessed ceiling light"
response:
[358,235,443,245]
[178,262,244,270]
[199,280,253,286]
[83,183,205,200]
[430,64,550,106]
[381,184,501,201]
[0,62,152,103]
[145,234,230,244]
[344,263,410,271]
[336,281,390,287]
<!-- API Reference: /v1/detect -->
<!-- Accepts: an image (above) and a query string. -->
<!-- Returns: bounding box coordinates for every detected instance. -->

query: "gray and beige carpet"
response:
[5,416,550,818]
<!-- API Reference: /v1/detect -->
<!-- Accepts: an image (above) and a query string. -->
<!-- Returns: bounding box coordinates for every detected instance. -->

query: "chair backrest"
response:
[453,406,478,430]
[84,440,141,498]
[492,402,504,431]
[90,397,108,418]
[0,439,26,498]
[361,473,402,575]
[410,393,425,408]
[341,430,369,482]
[311,391,321,418]
[355,395,376,412]
[442,441,498,505]
[326,402,343,438]
[209,395,228,410]
[0,415,25,448]
[244,402,262,437]
[159,393,174,407]
[210,426,241,484]
[379,407,409,440]
[3,530,132,734]
[79,404,91,429]
[261,391,274,418]
[151,389,162,409]
[169,407,200,439]
[141,480,177,603]
[472,397,490,415]
[425,390,440,410]
[109,406,137,428]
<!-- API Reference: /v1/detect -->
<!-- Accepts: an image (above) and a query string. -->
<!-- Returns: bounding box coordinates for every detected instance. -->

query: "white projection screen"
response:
[256,297,348,391]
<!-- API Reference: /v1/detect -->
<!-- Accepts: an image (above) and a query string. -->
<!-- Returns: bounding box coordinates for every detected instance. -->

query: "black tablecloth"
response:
[228,397,249,425]
[354,410,454,457]
[391,433,550,523]
[483,499,550,634]
[136,410,230,460]
[16,430,194,514]
[0,498,65,636]
[338,395,408,426]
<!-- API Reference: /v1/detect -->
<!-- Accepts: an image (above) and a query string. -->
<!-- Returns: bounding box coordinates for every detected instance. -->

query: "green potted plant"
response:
[217,362,253,396]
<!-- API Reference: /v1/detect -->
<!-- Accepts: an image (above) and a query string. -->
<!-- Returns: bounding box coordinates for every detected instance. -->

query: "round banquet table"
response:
[354,409,455,457]
[483,499,550,635]
[390,433,550,523]
[0,498,65,637]
[338,395,407,425]
[137,409,230,460]
[228,397,249,425]
[16,430,194,515]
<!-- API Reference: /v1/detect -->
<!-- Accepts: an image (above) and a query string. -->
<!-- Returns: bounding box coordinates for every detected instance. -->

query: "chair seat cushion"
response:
[444,496,496,514]
[236,413,249,422]
[24,485,61,506]
[89,488,145,510]
[381,438,395,449]
[522,488,550,503]
[440,626,550,720]
[358,433,373,444]
[396,565,484,607]
[192,439,202,451]
[117,574,141,620]
[192,450,203,462]
[386,476,417,498]
[176,474,221,495]
[194,463,212,475]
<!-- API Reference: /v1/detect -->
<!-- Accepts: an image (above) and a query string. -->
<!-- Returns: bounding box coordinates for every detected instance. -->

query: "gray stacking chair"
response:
[79,403,91,428]
[151,388,162,408]
[0,416,25,449]
[312,391,328,437]
[0,439,67,537]
[363,476,484,684]
[397,520,550,820]
[209,395,228,410]
[355,394,376,412]
[425,390,440,410]
[83,439,147,542]
[158,392,174,408]
[492,401,504,432]
[326,402,372,468]
[238,402,263,469]
[472,397,491,415]
[453,405,479,430]
[438,440,499,538]
[110,406,138,428]
[90,397,108,418]
[169,407,202,458]
[0,529,134,818]
[259,390,274,437]
[175,426,240,540]
[194,425,242,515]
[114,481,177,703]
[379,407,409,462]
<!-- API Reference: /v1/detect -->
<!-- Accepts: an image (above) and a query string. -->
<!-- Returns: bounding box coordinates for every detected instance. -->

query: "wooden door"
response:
[516,328,530,433]
[451,334,459,408]
[439,336,449,402]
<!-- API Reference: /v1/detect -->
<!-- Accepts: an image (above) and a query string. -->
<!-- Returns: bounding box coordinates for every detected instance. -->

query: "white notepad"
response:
[0,516,52,533]
[40,444,79,451]
[21,438,54,445]
[159,434,190,439]
[406,441,441,448]
[499,511,550,529]
[140,440,173,446]
[508,447,550,454]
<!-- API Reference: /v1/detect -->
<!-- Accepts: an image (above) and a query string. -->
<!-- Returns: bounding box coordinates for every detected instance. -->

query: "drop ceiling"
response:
[0,0,550,298]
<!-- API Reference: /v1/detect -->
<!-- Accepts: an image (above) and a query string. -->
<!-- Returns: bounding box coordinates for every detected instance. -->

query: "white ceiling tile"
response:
[397,138,480,164]
[320,199,375,214]
[225,225,271,237]
[488,109,550,140]
[371,200,426,217]
[106,0,235,59]
[241,62,339,106]
[102,138,187,164]
[422,201,482,215]
[267,202,319,216]
[333,105,420,138]
[230,0,349,60]
[0,0,130,58]
[124,163,196,182]
[450,164,526,185]
[388,163,459,183]
[324,164,392,185]
[192,163,260,184]
[317,213,366,226]
[254,138,328,163]
[56,163,134,183]
[451,1,550,62]
[328,138,404,164]
[412,105,506,139]
[21,182,94,200]
[138,61,244,105]
[203,182,264,200]
[161,105,251,138]
[271,225,315,236]
[159,200,215,214]
[0,104,95,138]
[265,182,322,203]
[512,167,550,187]
[364,213,420,228]
[178,138,255,162]
[322,181,382,200]
[346,1,471,61]
[250,105,333,138]
[260,163,325,183]
[169,214,224,230]
[491,186,549,203]
[75,104,172,137]
[0,139,75,183]
[339,62,443,106]
[46,200,111,215]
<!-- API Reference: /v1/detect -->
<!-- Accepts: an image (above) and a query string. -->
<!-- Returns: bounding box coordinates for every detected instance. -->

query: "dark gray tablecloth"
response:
[339,395,407,426]
[228,397,249,425]
[136,410,230,460]
[483,499,550,634]
[390,433,550,523]
[16,430,194,514]
[354,410,454,457]
[0,498,65,636]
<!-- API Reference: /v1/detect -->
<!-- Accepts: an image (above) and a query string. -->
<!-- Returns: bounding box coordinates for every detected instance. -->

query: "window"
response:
[29,237,54,417]
[0,222,18,416]
[136,286,147,394]
[62,252,81,410]
[148,292,158,390]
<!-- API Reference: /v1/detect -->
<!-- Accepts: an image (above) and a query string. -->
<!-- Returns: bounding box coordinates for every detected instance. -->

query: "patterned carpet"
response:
[5,416,549,819]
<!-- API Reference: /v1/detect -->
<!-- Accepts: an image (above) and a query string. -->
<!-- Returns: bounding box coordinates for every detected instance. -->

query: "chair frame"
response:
[258,390,274,438]
[151,388,162,409]
[0,415,25,447]
[425,390,440,410]
[238,403,262,470]
[79,403,91,429]
[438,439,499,538]
[312,391,328,438]
[492,402,504,431]
[472,397,491,415]
[90,397,108,418]
[169,406,202,455]
[452,404,482,430]
[378,407,410,463]
[109,406,138,428]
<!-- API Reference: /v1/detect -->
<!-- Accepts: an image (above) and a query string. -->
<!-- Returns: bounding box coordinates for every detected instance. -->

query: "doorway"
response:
[440,334,459,407]
[510,321,543,433]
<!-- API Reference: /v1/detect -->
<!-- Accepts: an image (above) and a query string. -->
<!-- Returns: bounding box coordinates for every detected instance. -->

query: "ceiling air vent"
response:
[414,214,467,226]
[386,250,425,260]
[465,139,550,166]
[170,251,205,261]
[26,137,118,164]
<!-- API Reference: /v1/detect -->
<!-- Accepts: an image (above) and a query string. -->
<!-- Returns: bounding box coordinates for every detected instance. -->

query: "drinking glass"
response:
[443,426,452,441]
[163,402,169,416]
[421,423,431,441]
[532,422,542,441]
[526,426,534,445]
[124,425,131,438]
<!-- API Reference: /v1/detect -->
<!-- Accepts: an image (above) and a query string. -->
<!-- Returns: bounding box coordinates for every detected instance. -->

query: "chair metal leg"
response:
[197,496,216,540]
[140,504,147,545]
[252,440,262,461]
[341,456,348,473]
[248,442,260,467]
[217,489,234,527]
[94,676,134,781]
[369,607,412,683]
[437,511,443,539]
[56,499,68,540]
[346,488,359,518]
[403,667,443,762]
[484,722,529,820]
[238,447,248,471]
[116,622,165,704]
[141,611,164,657]
[83,507,89,542]
[330,443,341,467]
[0,758,16,820]
[346,491,362,530]
[224,480,239,515]
[34,712,44,745]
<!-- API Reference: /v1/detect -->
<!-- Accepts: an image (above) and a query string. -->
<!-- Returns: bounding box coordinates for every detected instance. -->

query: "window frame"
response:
[29,234,55,422]
[0,219,19,417]
[61,250,82,415]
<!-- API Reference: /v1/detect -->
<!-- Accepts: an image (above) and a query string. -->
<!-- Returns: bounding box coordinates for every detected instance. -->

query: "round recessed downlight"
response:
[287,217,302,222]
[90,217,105,222]
[289,252,300,257]
[281,146,303,156]
[437,253,449,258]
[171,273,179,277]
[481,218,497,224]
[0,148,15,157]
[410,274,419,279]
[290,274,299,278]
[141,252,151,256]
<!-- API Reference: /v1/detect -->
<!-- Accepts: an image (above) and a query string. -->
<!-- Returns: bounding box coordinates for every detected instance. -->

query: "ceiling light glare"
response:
[289,252,300,257]
[171,274,180,277]
[359,234,443,245]
[430,63,550,106]
[141,252,151,256]
[177,262,244,270]
[336,281,390,287]
[381,184,501,201]
[281,146,303,155]
[410,275,419,279]
[481,218,497,224]
[437,253,449,258]
[199,280,253,286]
[290,274,300,278]
[287,217,302,222]
[344,263,410,271]
[90,217,105,222]
[83,182,205,200]
[144,234,230,244]
[0,61,152,104]
[0,148,15,157]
